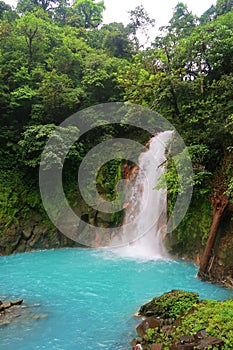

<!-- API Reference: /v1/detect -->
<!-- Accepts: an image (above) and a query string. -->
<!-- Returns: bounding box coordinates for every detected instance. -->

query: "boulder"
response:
[194,330,207,340]
[22,224,33,239]
[161,325,174,336]
[132,344,143,350]
[180,336,196,344]
[199,336,223,348]
[0,299,23,312]
[32,314,48,320]
[136,317,162,337]
[11,300,23,306]
[131,337,142,347]
[1,302,12,309]
[138,290,199,320]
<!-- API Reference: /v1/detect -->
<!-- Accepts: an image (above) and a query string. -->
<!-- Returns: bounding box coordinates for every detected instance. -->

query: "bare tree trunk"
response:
[198,194,228,278]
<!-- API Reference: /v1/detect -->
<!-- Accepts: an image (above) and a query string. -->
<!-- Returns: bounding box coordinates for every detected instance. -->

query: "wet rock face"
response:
[0,218,80,255]
[0,201,121,254]
[167,209,233,289]
[203,220,233,289]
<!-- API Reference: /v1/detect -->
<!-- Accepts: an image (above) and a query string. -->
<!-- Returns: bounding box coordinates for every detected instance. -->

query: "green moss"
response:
[0,169,55,236]
[139,290,199,320]
[169,194,212,257]
[171,299,233,349]
[0,157,125,241]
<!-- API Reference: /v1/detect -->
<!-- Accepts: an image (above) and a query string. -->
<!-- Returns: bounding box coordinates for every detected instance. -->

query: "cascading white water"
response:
[110,131,173,259]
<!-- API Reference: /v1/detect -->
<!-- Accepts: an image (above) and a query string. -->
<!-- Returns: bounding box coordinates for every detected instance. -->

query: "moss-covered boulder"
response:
[139,290,199,320]
[132,292,233,350]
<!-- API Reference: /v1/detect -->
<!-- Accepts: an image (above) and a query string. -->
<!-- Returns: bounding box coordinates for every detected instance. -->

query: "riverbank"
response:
[131,290,233,350]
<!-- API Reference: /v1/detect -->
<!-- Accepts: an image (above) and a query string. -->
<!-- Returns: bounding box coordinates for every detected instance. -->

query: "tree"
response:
[216,0,233,15]
[81,52,126,105]
[168,2,197,39]
[117,4,197,122]
[18,15,39,73]
[85,22,133,59]
[101,23,133,58]
[199,5,217,24]
[179,12,233,81]
[0,75,11,124]
[53,0,71,24]
[127,5,155,49]
[198,154,232,278]
[0,0,13,19]
[36,69,84,123]
[18,124,81,168]
[15,10,55,73]
[17,0,58,13]
[71,0,105,29]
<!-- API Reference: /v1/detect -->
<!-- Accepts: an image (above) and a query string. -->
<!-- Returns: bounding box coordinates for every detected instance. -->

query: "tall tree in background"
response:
[86,22,133,58]
[71,0,105,28]
[127,5,155,49]
[0,0,12,18]
[199,5,217,23]
[168,2,197,39]
[17,0,58,13]
[216,0,233,15]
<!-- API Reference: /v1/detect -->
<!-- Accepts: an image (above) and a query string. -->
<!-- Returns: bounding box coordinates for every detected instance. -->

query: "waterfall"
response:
[110,131,173,259]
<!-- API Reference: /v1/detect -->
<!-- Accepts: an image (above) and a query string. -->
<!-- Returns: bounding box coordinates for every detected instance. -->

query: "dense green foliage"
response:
[0,0,232,251]
[177,299,233,346]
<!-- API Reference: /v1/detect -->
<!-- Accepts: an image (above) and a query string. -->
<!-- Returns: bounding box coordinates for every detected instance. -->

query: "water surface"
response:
[1,248,232,350]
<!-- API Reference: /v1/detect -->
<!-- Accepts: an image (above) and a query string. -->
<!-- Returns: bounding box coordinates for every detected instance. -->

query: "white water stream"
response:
[111,131,173,259]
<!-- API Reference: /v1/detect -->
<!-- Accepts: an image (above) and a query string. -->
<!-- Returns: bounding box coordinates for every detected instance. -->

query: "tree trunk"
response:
[198,194,228,278]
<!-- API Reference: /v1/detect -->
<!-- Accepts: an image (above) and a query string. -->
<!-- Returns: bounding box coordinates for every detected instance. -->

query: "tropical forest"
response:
[0,0,233,349]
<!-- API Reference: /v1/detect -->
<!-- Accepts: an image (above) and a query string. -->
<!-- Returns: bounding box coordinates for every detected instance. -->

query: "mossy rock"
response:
[139,290,199,320]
